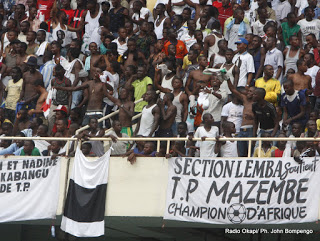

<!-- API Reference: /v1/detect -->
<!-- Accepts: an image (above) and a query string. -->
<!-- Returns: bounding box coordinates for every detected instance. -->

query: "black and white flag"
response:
[61,147,110,237]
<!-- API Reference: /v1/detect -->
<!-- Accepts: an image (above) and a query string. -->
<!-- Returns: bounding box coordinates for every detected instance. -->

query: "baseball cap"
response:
[235,38,249,45]
[53,105,68,114]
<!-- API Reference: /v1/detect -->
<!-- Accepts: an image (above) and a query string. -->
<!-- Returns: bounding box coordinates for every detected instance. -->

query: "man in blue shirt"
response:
[0,132,25,156]
[281,79,307,131]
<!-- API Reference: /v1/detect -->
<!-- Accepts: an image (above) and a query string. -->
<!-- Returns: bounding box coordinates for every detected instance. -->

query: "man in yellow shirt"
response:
[4,67,23,122]
[253,132,278,157]
[255,65,281,106]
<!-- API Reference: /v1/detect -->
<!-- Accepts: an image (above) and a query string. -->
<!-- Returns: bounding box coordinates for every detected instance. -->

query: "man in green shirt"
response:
[280,12,301,46]
[125,65,153,113]
[20,140,41,156]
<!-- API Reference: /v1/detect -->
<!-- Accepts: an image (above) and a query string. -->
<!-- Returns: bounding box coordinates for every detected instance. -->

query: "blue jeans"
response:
[238,127,253,157]
[71,90,82,109]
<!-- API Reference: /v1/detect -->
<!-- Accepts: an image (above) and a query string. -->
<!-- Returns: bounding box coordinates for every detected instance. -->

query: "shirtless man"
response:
[19,56,43,109]
[13,108,30,135]
[227,77,255,157]
[55,68,112,127]
[28,79,48,116]
[156,92,177,137]
[185,55,211,107]
[104,88,135,136]
[288,58,312,92]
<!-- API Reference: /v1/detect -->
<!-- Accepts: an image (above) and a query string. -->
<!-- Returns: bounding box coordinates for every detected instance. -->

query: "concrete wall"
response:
[59,156,169,216]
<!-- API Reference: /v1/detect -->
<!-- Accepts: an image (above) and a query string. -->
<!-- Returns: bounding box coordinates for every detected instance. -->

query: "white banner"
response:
[0,157,61,222]
[164,157,320,224]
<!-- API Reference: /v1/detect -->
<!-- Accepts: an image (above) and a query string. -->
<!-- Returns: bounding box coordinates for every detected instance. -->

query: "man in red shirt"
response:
[217,0,233,31]
[61,0,75,25]
[163,28,188,60]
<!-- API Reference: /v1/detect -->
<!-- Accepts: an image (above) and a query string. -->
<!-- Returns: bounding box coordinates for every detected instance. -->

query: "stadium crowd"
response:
[0,0,319,159]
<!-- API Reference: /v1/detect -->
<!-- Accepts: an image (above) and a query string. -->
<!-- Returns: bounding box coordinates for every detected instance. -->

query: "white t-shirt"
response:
[306,65,320,88]
[194,126,219,157]
[297,19,320,46]
[264,47,284,80]
[171,0,187,15]
[275,1,291,25]
[252,19,274,37]
[244,9,256,27]
[225,23,252,51]
[180,32,197,51]
[108,131,131,155]
[101,71,119,106]
[220,139,238,157]
[132,7,154,31]
[202,88,228,122]
[232,52,255,87]
[221,102,244,133]
[295,0,308,16]
[112,37,128,56]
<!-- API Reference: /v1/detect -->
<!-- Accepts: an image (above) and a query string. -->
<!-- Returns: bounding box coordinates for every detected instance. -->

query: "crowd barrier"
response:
[0,136,318,157]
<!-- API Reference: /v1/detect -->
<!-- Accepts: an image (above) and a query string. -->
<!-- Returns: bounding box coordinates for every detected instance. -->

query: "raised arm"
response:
[226,78,244,102]
[54,82,89,92]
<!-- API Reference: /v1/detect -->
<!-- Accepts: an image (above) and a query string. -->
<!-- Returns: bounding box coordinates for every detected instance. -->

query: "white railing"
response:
[0,136,318,157]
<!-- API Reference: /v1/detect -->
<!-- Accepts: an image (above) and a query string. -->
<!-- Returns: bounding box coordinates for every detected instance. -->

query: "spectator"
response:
[193,113,219,157]
[215,121,238,157]
[252,88,279,137]
[19,140,41,156]
[106,120,131,156]
[134,90,160,137]
[253,132,278,157]
[232,38,255,87]
[264,37,283,81]
[255,65,281,106]
[225,8,252,51]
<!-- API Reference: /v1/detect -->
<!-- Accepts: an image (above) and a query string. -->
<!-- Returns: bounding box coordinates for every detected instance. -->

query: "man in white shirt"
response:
[112,27,128,56]
[132,1,154,31]
[194,113,219,157]
[180,19,197,50]
[304,53,320,88]
[232,38,255,87]
[295,0,308,16]
[274,0,291,25]
[298,7,320,46]
[225,8,252,51]
[221,96,244,134]
[264,36,283,81]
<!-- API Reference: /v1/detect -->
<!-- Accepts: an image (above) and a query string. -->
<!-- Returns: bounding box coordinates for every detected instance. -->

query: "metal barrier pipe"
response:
[157,140,160,152]
[166,140,170,155]
[258,140,262,158]
[1,136,320,142]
